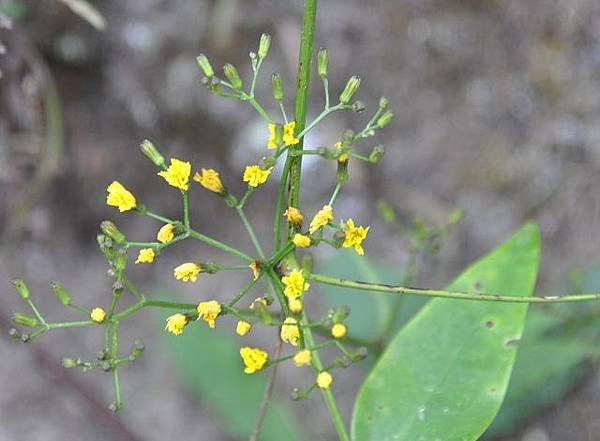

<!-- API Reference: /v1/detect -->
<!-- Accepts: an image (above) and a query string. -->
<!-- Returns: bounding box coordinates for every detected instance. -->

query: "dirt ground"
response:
[2,0,600,440]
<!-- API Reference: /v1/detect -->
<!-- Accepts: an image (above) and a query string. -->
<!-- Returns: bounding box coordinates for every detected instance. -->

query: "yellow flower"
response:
[288,298,303,314]
[106,181,137,212]
[331,323,347,339]
[281,269,310,299]
[317,371,333,389]
[158,158,191,191]
[90,307,106,323]
[165,313,188,335]
[284,206,304,227]
[283,121,299,146]
[267,123,278,149]
[292,233,311,248]
[335,141,349,162]
[197,300,221,328]
[293,350,312,367]
[249,297,268,310]
[342,218,370,255]
[193,168,224,194]
[174,262,202,282]
[280,317,300,346]
[135,248,155,264]
[243,165,273,187]
[240,347,268,374]
[309,205,334,234]
[249,261,261,281]
[236,320,252,336]
[156,224,175,243]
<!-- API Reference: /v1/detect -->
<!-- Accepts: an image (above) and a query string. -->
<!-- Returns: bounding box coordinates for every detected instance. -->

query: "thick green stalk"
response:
[309,273,600,304]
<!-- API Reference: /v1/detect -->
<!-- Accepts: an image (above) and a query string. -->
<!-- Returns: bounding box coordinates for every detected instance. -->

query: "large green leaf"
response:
[161,321,301,441]
[352,223,541,441]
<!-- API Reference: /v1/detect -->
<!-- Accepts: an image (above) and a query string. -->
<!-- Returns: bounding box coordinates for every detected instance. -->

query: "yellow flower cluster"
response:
[317,371,333,389]
[331,323,347,339]
[267,121,299,149]
[309,205,334,234]
[135,248,155,264]
[292,233,311,248]
[174,262,202,282]
[157,224,175,243]
[106,181,137,212]
[90,307,106,324]
[243,165,272,187]
[158,158,191,191]
[197,300,221,328]
[240,347,268,374]
[236,320,252,336]
[284,206,304,227]
[193,168,224,194]
[342,218,370,255]
[293,350,312,367]
[165,313,188,335]
[281,269,310,300]
[280,317,300,346]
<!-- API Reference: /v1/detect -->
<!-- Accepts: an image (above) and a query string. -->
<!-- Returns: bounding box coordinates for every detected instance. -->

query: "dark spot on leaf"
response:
[504,338,520,348]
[484,320,495,328]
[489,387,497,394]
[474,282,482,290]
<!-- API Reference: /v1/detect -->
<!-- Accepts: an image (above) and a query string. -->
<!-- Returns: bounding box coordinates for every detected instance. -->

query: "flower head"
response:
[288,298,303,314]
[240,347,268,374]
[158,158,191,191]
[331,323,347,339]
[193,168,224,194]
[165,313,188,335]
[292,233,311,248]
[174,262,202,282]
[309,205,334,234]
[135,248,155,264]
[317,371,333,389]
[156,224,175,244]
[280,317,300,346]
[267,123,278,149]
[90,307,106,324]
[293,350,312,367]
[284,206,304,227]
[243,165,273,188]
[236,320,252,336]
[106,181,137,212]
[249,261,261,281]
[342,218,370,255]
[197,300,222,328]
[283,121,299,146]
[281,269,310,299]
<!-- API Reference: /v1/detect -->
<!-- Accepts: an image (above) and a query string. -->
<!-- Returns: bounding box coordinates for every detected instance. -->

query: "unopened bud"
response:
[223,63,243,90]
[132,339,145,358]
[11,279,30,300]
[369,145,385,163]
[379,96,389,109]
[337,355,352,368]
[271,73,284,101]
[339,76,361,104]
[352,100,366,113]
[114,249,127,272]
[258,33,271,59]
[332,231,345,248]
[331,305,350,323]
[100,221,125,244]
[317,48,328,79]
[102,361,112,372]
[337,159,349,184]
[62,358,77,368]
[140,139,165,167]
[377,110,394,128]
[12,313,38,328]
[291,387,308,401]
[353,346,369,361]
[112,280,124,296]
[203,261,220,274]
[196,54,214,77]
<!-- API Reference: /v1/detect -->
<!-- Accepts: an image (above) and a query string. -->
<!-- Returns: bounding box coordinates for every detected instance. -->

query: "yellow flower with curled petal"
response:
[158,158,191,191]
[280,317,300,346]
[197,300,221,328]
[193,168,224,194]
[267,123,278,149]
[165,313,188,335]
[174,262,202,282]
[317,371,333,389]
[281,269,310,299]
[342,218,370,255]
[240,347,268,374]
[106,181,137,212]
[236,320,252,336]
[293,350,312,367]
[135,248,155,264]
[283,121,299,146]
[243,165,273,187]
[284,206,303,227]
[90,307,106,323]
[331,323,347,339]
[249,261,261,281]
[292,233,311,248]
[157,223,175,243]
[288,298,303,314]
[309,205,334,234]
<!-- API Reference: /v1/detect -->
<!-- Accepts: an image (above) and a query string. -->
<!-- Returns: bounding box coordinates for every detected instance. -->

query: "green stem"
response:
[237,207,266,259]
[273,155,294,251]
[182,191,190,228]
[328,183,342,206]
[298,103,346,138]
[309,273,600,304]
[188,228,254,262]
[47,320,95,329]
[144,211,177,224]
[268,242,295,267]
[227,277,259,308]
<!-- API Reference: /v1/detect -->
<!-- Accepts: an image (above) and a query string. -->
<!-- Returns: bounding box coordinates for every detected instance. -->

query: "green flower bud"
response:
[132,339,145,358]
[330,305,351,323]
[377,110,394,128]
[12,313,38,328]
[50,281,72,306]
[271,73,284,101]
[11,279,30,300]
[379,96,389,109]
[339,76,361,104]
[369,145,385,163]
[223,63,243,90]
[62,358,77,368]
[353,346,369,361]
[140,139,165,167]
[196,54,214,77]
[258,33,271,59]
[100,220,125,244]
[337,156,349,184]
[317,48,328,79]
[203,261,220,274]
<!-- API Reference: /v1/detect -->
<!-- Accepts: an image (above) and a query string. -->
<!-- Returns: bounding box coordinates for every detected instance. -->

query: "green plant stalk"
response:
[182,191,190,228]
[237,206,266,259]
[187,229,254,262]
[273,156,294,251]
[309,273,600,304]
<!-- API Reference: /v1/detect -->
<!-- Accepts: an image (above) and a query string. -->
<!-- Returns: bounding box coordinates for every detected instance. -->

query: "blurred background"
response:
[2,0,600,440]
